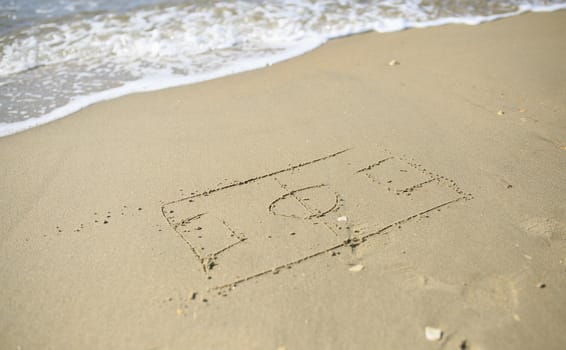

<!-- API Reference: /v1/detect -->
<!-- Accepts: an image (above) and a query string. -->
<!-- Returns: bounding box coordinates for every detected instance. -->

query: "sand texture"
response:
[1,11,566,350]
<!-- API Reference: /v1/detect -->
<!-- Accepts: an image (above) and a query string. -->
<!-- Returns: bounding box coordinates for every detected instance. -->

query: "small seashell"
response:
[337,216,348,222]
[425,326,443,341]
[389,59,400,66]
[497,110,505,116]
[349,264,364,272]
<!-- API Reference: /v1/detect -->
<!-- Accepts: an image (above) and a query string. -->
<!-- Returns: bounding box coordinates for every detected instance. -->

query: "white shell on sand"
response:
[425,327,443,341]
[349,264,364,272]
[337,216,348,222]
[389,59,400,66]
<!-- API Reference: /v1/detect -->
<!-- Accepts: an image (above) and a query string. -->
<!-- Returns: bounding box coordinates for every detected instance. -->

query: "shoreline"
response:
[1,11,565,350]
[2,6,566,138]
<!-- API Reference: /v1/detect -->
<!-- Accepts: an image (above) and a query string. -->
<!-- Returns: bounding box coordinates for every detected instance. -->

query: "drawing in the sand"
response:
[161,147,472,289]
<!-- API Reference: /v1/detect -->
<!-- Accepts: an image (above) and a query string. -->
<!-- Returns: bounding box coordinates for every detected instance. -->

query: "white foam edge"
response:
[0,37,325,138]
[2,4,565,138]
[374,4,566,32]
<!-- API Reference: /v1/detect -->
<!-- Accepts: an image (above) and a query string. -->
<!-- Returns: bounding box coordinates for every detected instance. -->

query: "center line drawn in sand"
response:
[161,147,473,291]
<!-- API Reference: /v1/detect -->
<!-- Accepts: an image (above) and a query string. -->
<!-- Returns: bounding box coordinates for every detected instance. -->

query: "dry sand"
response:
[1,11,566,350]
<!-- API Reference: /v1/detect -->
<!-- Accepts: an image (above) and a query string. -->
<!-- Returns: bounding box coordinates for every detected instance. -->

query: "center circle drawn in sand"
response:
[268,184,340,220]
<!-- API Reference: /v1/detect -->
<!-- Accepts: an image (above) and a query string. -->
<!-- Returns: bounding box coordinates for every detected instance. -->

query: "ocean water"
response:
[1,0,565,137]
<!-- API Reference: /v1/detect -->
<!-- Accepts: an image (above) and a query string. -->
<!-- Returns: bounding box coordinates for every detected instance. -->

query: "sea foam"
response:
[1,0,565,137]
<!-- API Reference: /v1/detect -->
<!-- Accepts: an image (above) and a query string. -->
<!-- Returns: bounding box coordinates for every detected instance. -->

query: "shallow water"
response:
[1,0,565,137]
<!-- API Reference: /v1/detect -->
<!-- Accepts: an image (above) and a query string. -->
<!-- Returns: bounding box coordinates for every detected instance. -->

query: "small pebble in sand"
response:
[425,326,443,341]
[337,216,348,222]
[389,59,400,66]
[349,264,364,272]
[497,110,505,116]
[537,282,546,289]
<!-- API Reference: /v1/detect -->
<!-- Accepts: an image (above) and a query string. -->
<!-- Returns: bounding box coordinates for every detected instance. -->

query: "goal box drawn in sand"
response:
[161,147,472,289]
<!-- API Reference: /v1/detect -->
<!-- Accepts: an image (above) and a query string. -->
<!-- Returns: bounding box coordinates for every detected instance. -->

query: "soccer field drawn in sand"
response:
[161,147,473,291]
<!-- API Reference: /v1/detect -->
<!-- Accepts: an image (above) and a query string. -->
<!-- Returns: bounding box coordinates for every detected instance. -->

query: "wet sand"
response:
[1,11,565,350]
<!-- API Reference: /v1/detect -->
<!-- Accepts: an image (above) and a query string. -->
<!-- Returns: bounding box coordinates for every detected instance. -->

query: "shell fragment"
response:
[425,327,443,341]
[349,264,364,272]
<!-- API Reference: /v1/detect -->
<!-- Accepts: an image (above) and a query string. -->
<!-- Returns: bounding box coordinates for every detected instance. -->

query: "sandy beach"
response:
[1,10,566,350]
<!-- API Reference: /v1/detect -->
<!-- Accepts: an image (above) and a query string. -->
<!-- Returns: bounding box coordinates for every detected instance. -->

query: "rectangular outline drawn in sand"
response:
[161,148,473,291]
